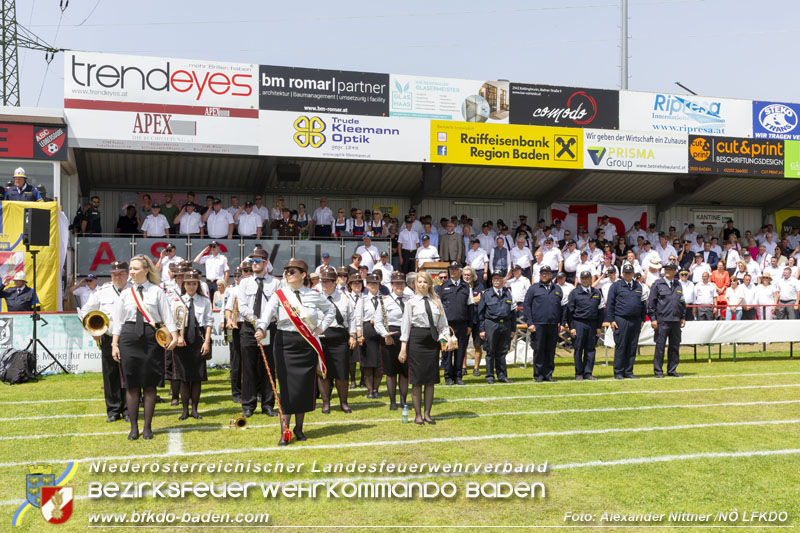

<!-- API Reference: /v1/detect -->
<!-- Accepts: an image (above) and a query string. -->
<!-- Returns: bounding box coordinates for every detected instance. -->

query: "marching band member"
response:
[373,271,409,410]
[399,271,455,425]
[346,274,365,389]
[256,258,335,445]
[79,261,131,422]
[317,266,357,414]
[111,255,178,441]
[224,262,251,403]
[354,273,384,399]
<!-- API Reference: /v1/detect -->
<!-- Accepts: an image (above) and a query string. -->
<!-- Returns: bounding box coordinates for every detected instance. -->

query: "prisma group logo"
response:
[293,116,326,148]
[12,462,76,526]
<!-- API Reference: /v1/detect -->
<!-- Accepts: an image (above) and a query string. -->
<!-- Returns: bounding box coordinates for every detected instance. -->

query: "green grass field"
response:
[2,345,799,532]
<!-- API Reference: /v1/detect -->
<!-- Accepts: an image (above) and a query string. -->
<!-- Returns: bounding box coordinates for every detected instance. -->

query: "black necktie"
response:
[253,277,265,316]
[395,296,405,312]
[628,282,633,290]
[372,296,379,309]
[423,296,438,341]
[186,297,197,344]
[135,285,145,336]
[294,290,302,303]
[328,295,344,326]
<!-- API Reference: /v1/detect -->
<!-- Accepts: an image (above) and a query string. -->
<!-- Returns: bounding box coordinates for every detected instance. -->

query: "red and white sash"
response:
[275,288,327,378]
[130,287,157,327]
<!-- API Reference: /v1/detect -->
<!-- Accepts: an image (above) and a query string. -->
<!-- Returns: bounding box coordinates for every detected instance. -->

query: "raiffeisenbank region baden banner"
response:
[0,201,68,311]
[583,130,687,173]
[259,110,429,162]
[390,74,510,123]
[619,90,752,137]
[430,121,582,169]
[63,51,260,155]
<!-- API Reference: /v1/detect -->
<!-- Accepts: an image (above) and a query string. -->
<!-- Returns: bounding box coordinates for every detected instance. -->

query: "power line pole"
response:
[0,0,59,106]
[620,0,628,90]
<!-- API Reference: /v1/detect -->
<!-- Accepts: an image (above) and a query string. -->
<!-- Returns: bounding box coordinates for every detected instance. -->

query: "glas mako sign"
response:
[582,130,687,173]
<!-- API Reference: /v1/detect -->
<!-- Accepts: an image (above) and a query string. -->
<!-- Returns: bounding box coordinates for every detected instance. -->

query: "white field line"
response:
[167,429,182,455]
[3,399,800,442]
[4,382,800,423]
[2,371,799,406]
[0,418,797,470]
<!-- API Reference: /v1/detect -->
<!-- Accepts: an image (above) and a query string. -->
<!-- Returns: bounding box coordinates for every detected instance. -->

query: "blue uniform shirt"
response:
[3,184,42,202]
[478,286,516,331]
[565,285,603,329]
[1,285,39,311]
[523,282,563,325]
[647,277,686,322]
[435,279,473,323]
[605,278,647,322]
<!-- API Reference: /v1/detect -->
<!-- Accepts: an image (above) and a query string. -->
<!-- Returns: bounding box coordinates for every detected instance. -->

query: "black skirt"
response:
[321,327,350,381]
[171,329,208,382]
[408,327,441,386]
[274,330,318,415]
[360,321,382,368]
[119,322,164,389]
[381,326,407,377]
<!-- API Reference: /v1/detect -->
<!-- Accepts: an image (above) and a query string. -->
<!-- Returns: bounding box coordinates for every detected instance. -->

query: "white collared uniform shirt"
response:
[256,286,336,333]
[178,212,203,235]
[199,253,229,281]
[141,214,170,237]
[399,294,449,342]
[206,210,234,238]
[111,281,177,335]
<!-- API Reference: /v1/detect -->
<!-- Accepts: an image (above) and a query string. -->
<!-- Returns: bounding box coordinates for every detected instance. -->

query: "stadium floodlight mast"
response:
[0,0,62,106]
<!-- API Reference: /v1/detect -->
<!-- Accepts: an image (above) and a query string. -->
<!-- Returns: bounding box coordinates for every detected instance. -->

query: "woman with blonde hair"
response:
[755,273,778,320]
[112,255,179,440]
[399,271,455,425]
[212,280,226,311]
[368,209,386,238]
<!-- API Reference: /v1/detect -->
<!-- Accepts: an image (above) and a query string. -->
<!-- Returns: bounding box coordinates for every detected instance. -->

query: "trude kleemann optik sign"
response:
[688,136,784,177]
[583,130,687,173]
[430,121,583,169]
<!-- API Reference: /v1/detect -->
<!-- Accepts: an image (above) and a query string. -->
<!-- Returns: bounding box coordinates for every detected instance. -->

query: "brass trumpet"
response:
[82,310,109,349]
[229,416,248,429]
[175,305,187,342]
[155,325,172,348]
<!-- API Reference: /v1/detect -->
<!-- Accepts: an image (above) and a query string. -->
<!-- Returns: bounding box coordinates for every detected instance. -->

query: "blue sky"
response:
[18,0,800,108]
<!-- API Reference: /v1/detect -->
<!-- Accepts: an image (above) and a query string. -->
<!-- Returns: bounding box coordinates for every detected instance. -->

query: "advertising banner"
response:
[259,110,429,162]
[430,121,582,169]
[582,129,687,173]
[510,84,619,130]
[688,136,784,177]
[259,65,389,116]
[752,101,800,140]
[690,209,735,231]
[0,123,68,161]
[550,203,648,236]
[390,75,510,123]
[783,140,800,178]
[619,91,752,137]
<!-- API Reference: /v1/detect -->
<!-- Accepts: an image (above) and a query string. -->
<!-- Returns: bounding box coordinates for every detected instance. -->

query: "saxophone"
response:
[175,304,187,343]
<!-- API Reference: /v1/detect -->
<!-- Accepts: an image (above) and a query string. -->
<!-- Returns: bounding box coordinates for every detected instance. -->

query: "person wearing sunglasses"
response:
[256,259,336,445]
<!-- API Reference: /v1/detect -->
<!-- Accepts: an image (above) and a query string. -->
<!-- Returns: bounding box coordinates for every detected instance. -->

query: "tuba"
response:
[82,310,109,349]
[155,325,172,348]
[229,416,248,429]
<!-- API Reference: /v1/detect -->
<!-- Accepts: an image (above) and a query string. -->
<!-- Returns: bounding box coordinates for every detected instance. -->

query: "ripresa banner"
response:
[688,136,784,177]
[550,203,648,237]
[259,111,429,162]
[582,130,687,173]
[510,84,619,130]
[390,75,510,123]
[430,121,582,169]
[752,101,800,141]
[0,123,68,161]
[259,65,389,116]
[619,91,752,137]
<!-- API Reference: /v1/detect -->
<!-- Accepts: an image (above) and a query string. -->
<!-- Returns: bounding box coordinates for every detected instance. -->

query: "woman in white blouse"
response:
[398,271,455,425]
[112,255,179,441]
[171,271,213,421]
[724,277,744,321]
[354,273,384,400]
[755,273,778,321]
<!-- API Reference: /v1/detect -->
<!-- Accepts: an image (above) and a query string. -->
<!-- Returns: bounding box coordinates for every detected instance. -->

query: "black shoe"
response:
[584,376,597,381]
[178,413,189,421]
[575,376,584,381]
[655,374,665,378]
[473,369,481,377]
[455,378,465,386]
[424,417,436,425]
[106,414,120,423]
[142,431,153,440]
[415,420,424,425]
[498,377,512,383]
[626,375,640,379]
[127,430,139,440]
[123,413,130,422]
[278,438,289,446]
[366,391,375,399]
[242,410,253,418]
[389,403,398,411]
[170,399,179,406]
[341,405,352,414]
[372,391,381,399]
[293,427,307,441]
[668,372,683,377]
[545,376,557,382]
[233,396,242,404]
[614,375,625,380]
[445,378,454,386]
[262,406,277,417]
[321,407,331,414]
[535,376,544,382]
[486,378,495,384]
[191,413,202,420]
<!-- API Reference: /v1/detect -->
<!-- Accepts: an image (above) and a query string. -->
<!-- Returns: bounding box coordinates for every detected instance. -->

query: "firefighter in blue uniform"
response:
[522,265,564,382]
[478,270,516,384]
[647,262,686,378]
[1,272,39,311]
[435,261,473,386]
[564,270,603,381]
[605,263,647,379]
[3,168,42,201]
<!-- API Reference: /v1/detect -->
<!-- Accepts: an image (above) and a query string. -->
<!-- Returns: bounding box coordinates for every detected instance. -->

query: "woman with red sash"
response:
[256,258,336,445]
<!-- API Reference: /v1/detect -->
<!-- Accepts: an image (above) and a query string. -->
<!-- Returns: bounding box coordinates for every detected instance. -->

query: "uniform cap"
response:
[151,202,160,208]
[348,274,363,285]
[365,273,380,284]
[512,265,523,271]
[183,271,200,282]
[449,261,462,269]
[390,271,406,283]
[13,271,27,281]
[380,251,389,257]
[319,266,337,281]
[86,274,97,281]
[213,198,222,204]
[336,266,349,276]
[580,271,593,278]
[539,265,553,273]
[285,258,308,273]
[421,235,430,241]
[405,216,412,223]
[321,252,330,258]
[556,271,566,278]
[244,200,253,207]
[209,241,220,247]
[110,261,129,273]
[249,248,269,260]
[622,264,635,273]
[491,270,506,278]
[13,167,26,178]
[664,262,678,270]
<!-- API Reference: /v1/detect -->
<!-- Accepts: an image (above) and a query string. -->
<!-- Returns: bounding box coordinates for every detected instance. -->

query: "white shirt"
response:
[776,276,800,301]
[312,206,334,226]
[198,253,229,281]
[159,255,184,282]
[691,262,712,284]
[763,265,783,282]
[237,274,282,320]
[477,232,495,253]
[178,212,203,235]
[205,209,234,238]
[505,275,531,303]
[600,222,617,242]
[374,292,408,332]
[694,281,717,305]
[411,220,424,235]
[374,261,394,287]
[256,286,336,333]
[466,248,489,271]
[354,291,384,324]
[177,292,214,328]
[542,247,562,270]
[755,283,778,305]
[787,233,800,250]
[227,205,241,219]
[355,245,380,272]
[740,282,757,306]
[254,205,270,224]
[110,281,177,335]
[724,286,744,310]
[416,245,440,267]
[141,214,170,237]
[551,227,565,241]
[314,262,334,275]
[510,246,533,269]
[398,228,420,251]
[72,285,97,309]
[558,282,574,306]
[575,261,595,281]
[237,211,263,236]
[322,289,356,330]
[79,281,131,334]
[655,243,678,265]
[639,248,659,269]
[679,279,695,304]
[563,249,580,272]
[724,248,741,269]
[627,228,647,247]
[399,294,449,342]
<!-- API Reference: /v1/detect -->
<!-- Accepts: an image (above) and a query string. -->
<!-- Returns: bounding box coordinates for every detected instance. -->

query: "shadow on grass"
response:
[302,422,376,440]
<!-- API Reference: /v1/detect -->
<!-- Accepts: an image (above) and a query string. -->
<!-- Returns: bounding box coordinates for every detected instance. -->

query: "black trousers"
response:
[484,320,512,380]
[531,323,558,379]
[612,316,642,377]
[206,280,218,303]
[401,249,416,274]
[572,319,598,377]
[443,320,469,381]
[473,269,485,291]
[741,308,757,320]
[653,320,681,376]
[229,321,243,400]
[239,322,275,411]
[100,335,126,417]
[314,225,332,238]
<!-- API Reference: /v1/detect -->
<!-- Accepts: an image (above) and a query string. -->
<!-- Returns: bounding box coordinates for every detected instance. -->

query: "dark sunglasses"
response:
[285,268,301,275]
[249,258,264,263]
